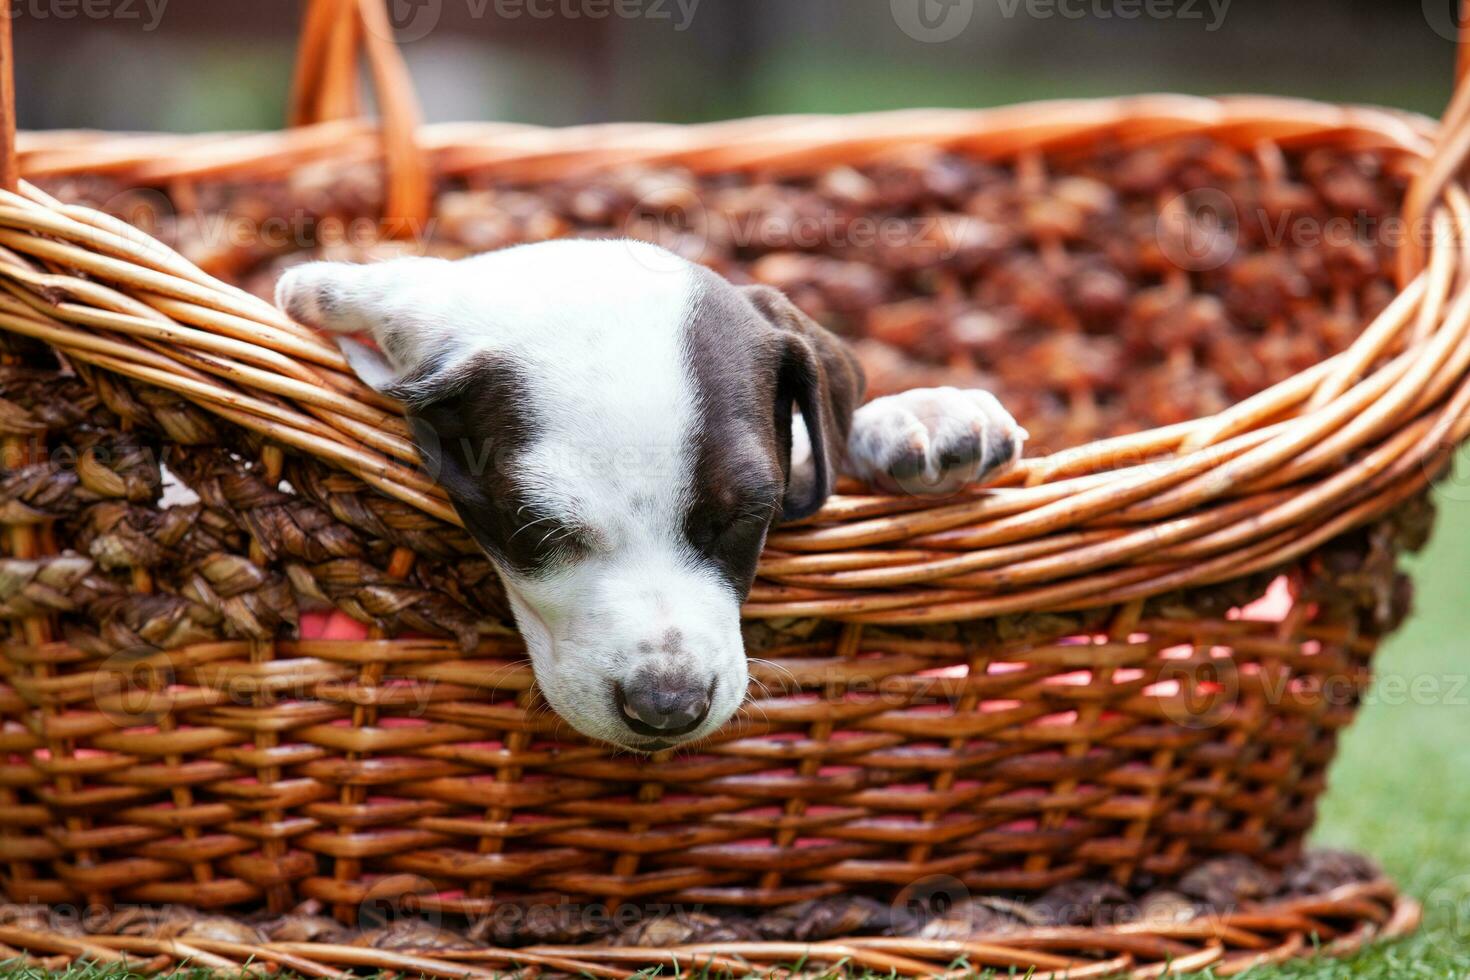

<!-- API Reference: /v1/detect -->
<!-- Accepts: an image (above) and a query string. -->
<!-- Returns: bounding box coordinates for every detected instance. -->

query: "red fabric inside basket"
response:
[299,609,373,640]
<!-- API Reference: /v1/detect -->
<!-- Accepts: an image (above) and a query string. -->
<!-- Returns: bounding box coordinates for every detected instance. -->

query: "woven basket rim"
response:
[2,90,1468,624]
[14,95,1441,183]
[0,879,1423,978]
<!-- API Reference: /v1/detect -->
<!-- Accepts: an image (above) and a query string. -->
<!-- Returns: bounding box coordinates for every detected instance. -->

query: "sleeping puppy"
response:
[276,240,1025,751]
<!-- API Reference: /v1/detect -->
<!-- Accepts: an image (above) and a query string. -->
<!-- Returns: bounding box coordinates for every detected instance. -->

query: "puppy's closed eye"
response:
[508,508,600,570]
[686,487,781,597]
[691,510,764,552]
[691,486,780,543]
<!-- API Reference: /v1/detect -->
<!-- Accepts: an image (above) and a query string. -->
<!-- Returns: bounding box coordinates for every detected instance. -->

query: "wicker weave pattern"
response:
[0,883,1426,979]
[0,0,1466,933]
[2,135,1466,627]
[0,347,1426,911]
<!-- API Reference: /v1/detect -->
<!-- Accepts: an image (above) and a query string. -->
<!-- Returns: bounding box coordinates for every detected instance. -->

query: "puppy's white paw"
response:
[274,262,363,332]
[848,387,1027,496]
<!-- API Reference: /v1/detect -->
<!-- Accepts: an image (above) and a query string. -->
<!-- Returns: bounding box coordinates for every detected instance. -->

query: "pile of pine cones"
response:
[45,135,1408,453]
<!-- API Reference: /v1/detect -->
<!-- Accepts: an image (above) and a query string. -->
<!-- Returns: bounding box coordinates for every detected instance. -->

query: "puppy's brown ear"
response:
[744,285,866,521]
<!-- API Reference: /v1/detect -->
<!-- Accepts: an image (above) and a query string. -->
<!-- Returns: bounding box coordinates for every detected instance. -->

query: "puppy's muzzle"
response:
[614,671,715,739]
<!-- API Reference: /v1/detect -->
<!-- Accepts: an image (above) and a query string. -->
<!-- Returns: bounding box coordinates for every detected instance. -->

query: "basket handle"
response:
[288,0,432,236]
[0,0,16,192]
[0,0,433,222]
[3,1,1470,250]
[1458,0,1470,88]
[1400,0,1470,279]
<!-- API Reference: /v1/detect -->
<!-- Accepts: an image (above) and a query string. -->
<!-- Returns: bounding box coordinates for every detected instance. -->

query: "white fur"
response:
[279,241,747,749]
[847,386,1027,494]
[277,241,1024,751]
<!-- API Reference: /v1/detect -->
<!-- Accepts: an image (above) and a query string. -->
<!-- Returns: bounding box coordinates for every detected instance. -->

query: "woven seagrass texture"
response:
[0,882,1426,979]
[0,0,1465,959]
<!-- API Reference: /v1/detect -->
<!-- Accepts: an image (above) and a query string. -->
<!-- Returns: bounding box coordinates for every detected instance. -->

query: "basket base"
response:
[0,879,1419,978]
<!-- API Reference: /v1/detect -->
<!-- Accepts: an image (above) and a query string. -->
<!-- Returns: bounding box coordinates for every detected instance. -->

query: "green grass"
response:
[1227,472,1470,978]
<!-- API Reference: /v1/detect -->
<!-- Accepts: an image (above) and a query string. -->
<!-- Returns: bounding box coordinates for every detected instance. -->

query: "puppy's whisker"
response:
[749,657,800,693]
[480,660,530,697]
[745,691,776,728]
[507,514,557,543]
[525,701,558,727]
[735,503,779,524]
[742,698,771,728]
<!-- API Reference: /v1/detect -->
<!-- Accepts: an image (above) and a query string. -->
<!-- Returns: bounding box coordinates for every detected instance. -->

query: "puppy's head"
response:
[277,241,863,750]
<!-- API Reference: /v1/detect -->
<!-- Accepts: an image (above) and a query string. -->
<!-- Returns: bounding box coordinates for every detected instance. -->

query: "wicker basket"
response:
[0,0,1464,973]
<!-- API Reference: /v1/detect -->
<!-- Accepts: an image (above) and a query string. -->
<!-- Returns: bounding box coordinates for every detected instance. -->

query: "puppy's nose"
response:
[614,673,713,738]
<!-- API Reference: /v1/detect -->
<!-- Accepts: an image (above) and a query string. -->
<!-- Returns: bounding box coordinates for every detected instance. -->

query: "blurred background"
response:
[11,0,1466,134]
